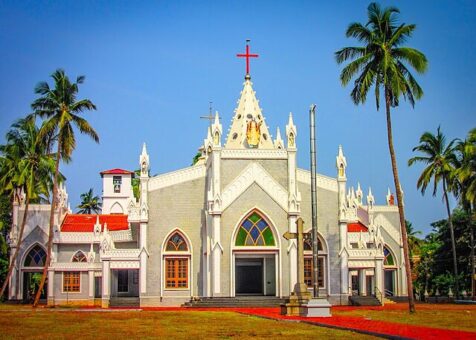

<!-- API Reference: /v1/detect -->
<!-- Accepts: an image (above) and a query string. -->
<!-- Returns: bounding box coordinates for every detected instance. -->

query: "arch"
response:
[110,202,124,214]
[303,230,327,253]
[162,229,192,253]
[234,210,276,247]
[384,245,397,267]
[72,251,87,263]
[23,244,46,267]
[162,229,192,290]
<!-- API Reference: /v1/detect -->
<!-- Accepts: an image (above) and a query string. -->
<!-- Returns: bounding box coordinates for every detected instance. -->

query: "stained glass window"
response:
[384,247,395,266]
[166,232,188,251]
[72,251,87,262]
[24,245,46,267]
[235,212,275,246]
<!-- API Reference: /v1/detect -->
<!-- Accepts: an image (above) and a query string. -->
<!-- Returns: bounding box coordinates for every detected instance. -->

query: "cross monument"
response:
[237,39,259,78]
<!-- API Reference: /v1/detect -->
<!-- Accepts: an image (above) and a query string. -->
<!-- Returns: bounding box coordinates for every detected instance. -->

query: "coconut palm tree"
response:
[0,117,55,298]
[77,188,102,214]
[335,2,427,312]
[31,69,98,306]
[408,126,460,297]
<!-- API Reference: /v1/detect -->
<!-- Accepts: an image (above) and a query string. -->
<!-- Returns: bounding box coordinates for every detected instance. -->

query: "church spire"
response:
[224,71,273,149]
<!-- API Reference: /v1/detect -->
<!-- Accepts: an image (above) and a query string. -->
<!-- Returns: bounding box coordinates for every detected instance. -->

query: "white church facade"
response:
[7,72,407,307]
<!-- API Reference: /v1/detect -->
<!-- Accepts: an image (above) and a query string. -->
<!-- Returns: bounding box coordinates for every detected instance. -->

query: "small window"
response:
[237,114,242,119]
[118,271,128,292]
[246,114,252,119]
[63,272,80,292]
[166,232,188,251]
[72,251,87,262]
[165,258,188,288]
[350,242,359,249]
[113,176,122,193]
[232,133,238,140]
[304,257,325,288]
[263,133,268,140]
[366,242,375,249]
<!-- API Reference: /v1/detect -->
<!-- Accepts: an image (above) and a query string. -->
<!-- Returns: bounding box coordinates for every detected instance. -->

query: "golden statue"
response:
[246,119,261,147]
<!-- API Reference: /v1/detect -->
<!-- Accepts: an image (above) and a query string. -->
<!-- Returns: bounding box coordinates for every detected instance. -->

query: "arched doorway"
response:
[231,210,280,296]
[22,244,47,302]
[383,246,397,296]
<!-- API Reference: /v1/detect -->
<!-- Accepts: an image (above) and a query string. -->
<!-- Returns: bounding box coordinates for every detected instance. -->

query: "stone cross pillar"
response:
[283,217,311,300]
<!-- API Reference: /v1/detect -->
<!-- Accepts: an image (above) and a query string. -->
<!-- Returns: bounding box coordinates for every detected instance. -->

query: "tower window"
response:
[113,176,122,193]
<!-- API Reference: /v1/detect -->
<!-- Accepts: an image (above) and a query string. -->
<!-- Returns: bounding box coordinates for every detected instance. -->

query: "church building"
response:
[7,48,407,307]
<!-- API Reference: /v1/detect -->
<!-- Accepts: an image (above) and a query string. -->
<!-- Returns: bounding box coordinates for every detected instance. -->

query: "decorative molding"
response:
[296,169,338,192]
[221,149,288,160]
[51,262,101,271]
[148,165,206,191]
[221,162,288,211]
[109,261,140,269]
[111,229,133,242]
[102,248,140,260]
[348,260,376,268]
[372,205,399,213]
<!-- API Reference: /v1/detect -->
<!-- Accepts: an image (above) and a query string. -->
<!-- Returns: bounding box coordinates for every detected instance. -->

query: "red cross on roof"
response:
[237,40,259,76]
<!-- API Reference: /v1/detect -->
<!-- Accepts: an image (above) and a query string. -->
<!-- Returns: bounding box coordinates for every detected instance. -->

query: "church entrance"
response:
[234,256,276,296]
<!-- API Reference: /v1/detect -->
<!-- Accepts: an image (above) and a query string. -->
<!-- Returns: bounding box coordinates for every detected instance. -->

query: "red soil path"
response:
[138,305,476,340]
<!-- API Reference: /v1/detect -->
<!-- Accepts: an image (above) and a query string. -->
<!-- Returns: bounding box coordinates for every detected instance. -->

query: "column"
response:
[359,269,367,296]
[47,269,55,306]
[101,261,110,308]
[140,222,147,295]
[212,215,221,295]
[88,270,94,301]
[288,215,297,292]
[340,250,348,294]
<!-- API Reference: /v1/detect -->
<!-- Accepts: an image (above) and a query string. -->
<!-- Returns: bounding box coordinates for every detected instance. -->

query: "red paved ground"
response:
[138,305,476,340]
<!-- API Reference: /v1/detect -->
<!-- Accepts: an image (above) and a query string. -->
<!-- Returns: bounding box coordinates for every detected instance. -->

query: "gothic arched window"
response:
[165,232,188,251]
[303,234,326,289]
[164,231,190,289]
[235,211,275,246]
[384,246,395,266]
[24,245,46,267]
[72,251,87,262]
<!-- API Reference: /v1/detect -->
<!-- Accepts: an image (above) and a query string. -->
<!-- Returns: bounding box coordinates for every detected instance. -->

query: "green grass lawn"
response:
[333,304,476,333]
[0,305,375,340]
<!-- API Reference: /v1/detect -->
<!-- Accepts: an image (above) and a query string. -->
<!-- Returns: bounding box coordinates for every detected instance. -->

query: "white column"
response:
[88,270,94,300]
[47,269,55,306]
[140,222,147,295]
[8,262,17,300]
[359,269,367,296]
[102,261,110,308]
[340,250,349,294]
[375,260,383,296]
[212,215,221,295]
[288,215,297,293]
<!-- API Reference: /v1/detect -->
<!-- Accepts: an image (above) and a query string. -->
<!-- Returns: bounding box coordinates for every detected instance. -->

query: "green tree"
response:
[0,117,55,298]
[31,69,98,306]
[77,188,102,214]
[335,2,427,312]
[409,126,460,297]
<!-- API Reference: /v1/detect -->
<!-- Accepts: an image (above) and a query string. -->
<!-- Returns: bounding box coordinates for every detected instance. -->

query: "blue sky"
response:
[1,1,475,235]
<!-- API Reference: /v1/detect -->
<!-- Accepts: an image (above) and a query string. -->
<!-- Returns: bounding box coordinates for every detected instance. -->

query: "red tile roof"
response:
[61,214,129,232]
[347,222,368,233]
[100,168,134,176]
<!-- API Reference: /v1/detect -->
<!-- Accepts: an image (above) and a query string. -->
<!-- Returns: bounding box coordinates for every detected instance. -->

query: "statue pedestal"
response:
[281,285,331,317]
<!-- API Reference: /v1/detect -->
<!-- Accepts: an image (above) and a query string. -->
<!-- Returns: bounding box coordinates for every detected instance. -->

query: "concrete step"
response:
[349,295,382,306]
[110,297,140,307]
[184,297,286,308]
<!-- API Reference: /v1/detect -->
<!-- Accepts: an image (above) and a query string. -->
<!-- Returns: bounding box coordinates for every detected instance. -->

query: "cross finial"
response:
[237,39,259,79]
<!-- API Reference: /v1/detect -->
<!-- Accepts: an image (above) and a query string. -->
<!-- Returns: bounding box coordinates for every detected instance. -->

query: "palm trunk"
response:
[385,89,416,313]
[0,190,29,298]
[469,205,475,300]
[442,179,459,298]
[33,139,61,307]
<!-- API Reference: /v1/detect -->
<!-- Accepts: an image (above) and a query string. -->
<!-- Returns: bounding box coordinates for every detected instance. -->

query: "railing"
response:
[374,286,384,306]
[384,289,394,297]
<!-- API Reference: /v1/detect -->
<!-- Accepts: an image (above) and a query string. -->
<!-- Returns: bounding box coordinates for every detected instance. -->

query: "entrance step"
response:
[386,296,409,303]
[349,295,382,306]
[184,296,286,308]
[109,297,140,307]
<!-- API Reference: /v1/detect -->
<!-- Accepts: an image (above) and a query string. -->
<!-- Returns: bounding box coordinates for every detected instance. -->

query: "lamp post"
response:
[309,104,319,298]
